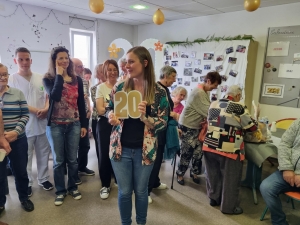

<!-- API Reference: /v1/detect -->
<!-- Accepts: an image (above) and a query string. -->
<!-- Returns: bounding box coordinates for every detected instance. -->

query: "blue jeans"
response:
[111,147,154,225]
[260,170,300,225]
[46,121,81,195]
[0,136,29,206]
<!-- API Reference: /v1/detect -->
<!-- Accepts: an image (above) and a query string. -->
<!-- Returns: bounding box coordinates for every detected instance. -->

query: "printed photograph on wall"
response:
[184,80,191,86]
[194,59,201,65]
[171,61,178,66]
[262,83,285,98]
[229,70,238,77]
[200,76,206,82]
[204,64,211,70]
[220,75,228,82]
[185,61,192,67]
[216,65,223,72]
[181,52,189,58]
[171,84,178,91]
[216,55,224,61]
[173,52,178,58]
[228,57,237,64]
[236,45,246,53]
[220,85,228,93]
[164,48,169,56]
[164,61,170,66]
[226,47,234,54]
[177,78,183,84]
[190,51,196,58]
[194,68,202,74]
[166,55,171,60]
[184,68,193,76]
[211,93,218,101]
[191,77,198,82]
[203,53,214,60]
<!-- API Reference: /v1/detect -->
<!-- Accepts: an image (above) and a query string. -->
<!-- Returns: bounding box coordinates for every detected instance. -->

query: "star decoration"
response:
[108,43,121,58]
[154,41,163,51]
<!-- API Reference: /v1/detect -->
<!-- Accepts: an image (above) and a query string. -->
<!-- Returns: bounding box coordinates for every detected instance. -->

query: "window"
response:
[70,29,95,72]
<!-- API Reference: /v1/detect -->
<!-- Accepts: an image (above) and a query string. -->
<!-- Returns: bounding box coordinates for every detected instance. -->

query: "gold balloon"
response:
[244,0,260,12]
[89,0,104,14]
[153,9,165,25]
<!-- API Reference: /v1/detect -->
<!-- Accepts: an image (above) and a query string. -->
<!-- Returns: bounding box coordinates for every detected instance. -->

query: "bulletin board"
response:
[260,25,300,108]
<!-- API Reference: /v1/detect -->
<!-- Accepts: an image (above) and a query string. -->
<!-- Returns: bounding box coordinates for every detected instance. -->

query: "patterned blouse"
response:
[90,84,100,120]
[106,81,169,165]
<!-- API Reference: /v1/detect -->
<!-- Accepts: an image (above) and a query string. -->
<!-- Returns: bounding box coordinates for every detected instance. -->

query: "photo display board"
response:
[260,26,300,108]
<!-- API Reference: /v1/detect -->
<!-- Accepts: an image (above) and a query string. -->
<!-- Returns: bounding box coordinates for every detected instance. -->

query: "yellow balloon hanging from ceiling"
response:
[153,9,165,25]
[89,0,105,14]
[244,0,260,12]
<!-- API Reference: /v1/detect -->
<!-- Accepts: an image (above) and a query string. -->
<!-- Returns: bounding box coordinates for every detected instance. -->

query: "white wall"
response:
[0,0,134,75]
[137,3,300,122]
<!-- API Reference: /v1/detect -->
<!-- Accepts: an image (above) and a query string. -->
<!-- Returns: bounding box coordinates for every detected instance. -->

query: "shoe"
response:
[222,207,243,215]
[75,178,82,185]
[54,194,66,206]
[154,183,167,190]
[209,199,220,206]
[148,196,153,204]
[114,183,118,187]
[177,176,184,185]
[0,206,4,215]
[27,186,33,197]
[39,181,54,191]
[21,199,34,212]
[78,168,95,176]
[69,190,82,200]
[190,170,200,184]
[100,187,110,199]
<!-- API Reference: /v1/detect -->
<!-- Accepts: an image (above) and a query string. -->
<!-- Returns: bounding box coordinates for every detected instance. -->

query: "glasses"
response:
[107,69,118,73]
[0,73,10,78]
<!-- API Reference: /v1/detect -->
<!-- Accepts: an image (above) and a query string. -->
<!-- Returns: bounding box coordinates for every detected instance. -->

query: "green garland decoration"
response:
[165,35,254,47]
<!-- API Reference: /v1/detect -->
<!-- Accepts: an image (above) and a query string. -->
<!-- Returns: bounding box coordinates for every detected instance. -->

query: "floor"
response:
[1,139,300,225]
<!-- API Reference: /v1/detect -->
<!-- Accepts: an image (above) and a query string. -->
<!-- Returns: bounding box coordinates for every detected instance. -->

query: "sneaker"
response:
[75,178,82,185]
[148,196,153,204]
[154,183,167,190]
[21,199,34,212]
[114,183,118,187]
[69,190,82,200]
[27,186,33,197]
[54,194,66,206]
[78,168,95,176]
[100,187,110,199]
[39,181,54,191]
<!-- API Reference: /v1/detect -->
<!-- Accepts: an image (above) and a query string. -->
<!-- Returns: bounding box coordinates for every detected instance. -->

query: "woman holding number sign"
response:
[106,46,169,225]
[95,59,118,199]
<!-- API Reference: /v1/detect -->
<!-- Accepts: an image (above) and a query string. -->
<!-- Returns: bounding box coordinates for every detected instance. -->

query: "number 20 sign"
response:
[114,90,142,119]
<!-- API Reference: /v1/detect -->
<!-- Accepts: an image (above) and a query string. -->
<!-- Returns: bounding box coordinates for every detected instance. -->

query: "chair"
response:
[274,118,297,130]
[260,191,300,221]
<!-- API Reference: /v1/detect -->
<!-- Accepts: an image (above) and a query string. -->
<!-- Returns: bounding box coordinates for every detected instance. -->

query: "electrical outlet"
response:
[0,4,5,11]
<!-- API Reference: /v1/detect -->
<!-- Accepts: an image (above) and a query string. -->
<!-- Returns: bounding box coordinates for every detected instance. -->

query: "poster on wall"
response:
[262,83,285,98]
[267,41,290,56]
[278,64,300,79]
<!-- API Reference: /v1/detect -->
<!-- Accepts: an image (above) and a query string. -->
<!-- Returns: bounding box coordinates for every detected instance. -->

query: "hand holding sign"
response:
[114,90,142,119]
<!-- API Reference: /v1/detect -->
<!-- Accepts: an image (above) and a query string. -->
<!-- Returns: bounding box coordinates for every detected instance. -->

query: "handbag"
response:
[198,119,208,143]
[244,122,267,143]
[163,119,180,160]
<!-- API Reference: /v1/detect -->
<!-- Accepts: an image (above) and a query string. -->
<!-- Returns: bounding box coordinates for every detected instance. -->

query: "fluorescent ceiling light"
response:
[130,4,148,10]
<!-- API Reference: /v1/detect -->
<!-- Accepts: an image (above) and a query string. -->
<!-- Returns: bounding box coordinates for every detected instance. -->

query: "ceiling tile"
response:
[260,0,300,7]
[140,0,195,7]
[217,5,245,13]
[193,0,243,9]
[11,0,56,7]
[168,2,217,15]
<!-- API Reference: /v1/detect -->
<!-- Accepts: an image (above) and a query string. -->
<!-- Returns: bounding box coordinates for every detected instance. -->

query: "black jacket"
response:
[43,75,87,127]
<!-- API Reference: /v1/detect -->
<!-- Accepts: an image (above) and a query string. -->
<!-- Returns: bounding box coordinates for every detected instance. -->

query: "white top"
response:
[96,83,112,101]
[8,72,47,137]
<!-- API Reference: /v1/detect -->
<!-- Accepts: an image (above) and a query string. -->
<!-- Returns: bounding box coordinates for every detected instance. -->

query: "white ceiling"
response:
[8,0,300,25]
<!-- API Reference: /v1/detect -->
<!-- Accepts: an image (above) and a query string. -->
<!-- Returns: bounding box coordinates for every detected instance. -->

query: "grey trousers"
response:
[203,151,243,213]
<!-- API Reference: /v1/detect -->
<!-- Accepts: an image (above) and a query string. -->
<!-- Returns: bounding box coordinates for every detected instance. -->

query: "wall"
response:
[0,0,134,75]
[137,3,300,122]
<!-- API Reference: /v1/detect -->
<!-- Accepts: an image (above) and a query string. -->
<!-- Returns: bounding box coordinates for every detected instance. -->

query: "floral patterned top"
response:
[106,81,169,165]
[52,82,79,123]
[90,83,100,120]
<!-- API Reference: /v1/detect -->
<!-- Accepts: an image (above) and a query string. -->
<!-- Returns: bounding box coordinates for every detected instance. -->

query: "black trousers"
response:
[78,118,90,171]
[92,119,100,177]
[96,116,115,188]
[148,129,166,195]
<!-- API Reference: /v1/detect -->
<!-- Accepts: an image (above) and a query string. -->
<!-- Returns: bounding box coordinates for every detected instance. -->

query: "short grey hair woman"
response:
[171,86,187,121]
[118,58,127,80]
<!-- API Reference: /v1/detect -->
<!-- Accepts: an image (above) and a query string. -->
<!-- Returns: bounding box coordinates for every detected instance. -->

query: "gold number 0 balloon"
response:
[114,91,142,119]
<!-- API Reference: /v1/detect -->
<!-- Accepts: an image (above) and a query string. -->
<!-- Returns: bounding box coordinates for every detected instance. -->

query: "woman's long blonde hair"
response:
[124,46,156,104]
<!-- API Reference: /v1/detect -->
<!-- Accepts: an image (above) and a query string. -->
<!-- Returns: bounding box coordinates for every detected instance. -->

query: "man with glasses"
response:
[72,58,94,182]
[9,47,53,197]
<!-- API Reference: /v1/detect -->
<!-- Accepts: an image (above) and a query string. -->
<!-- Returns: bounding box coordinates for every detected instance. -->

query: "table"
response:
[242,128,285,204]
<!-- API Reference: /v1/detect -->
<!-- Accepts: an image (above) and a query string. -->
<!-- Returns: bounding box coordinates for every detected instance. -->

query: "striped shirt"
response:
[1,86,29,139]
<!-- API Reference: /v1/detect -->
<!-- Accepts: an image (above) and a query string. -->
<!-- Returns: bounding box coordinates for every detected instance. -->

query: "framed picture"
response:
[262,83,285,98]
